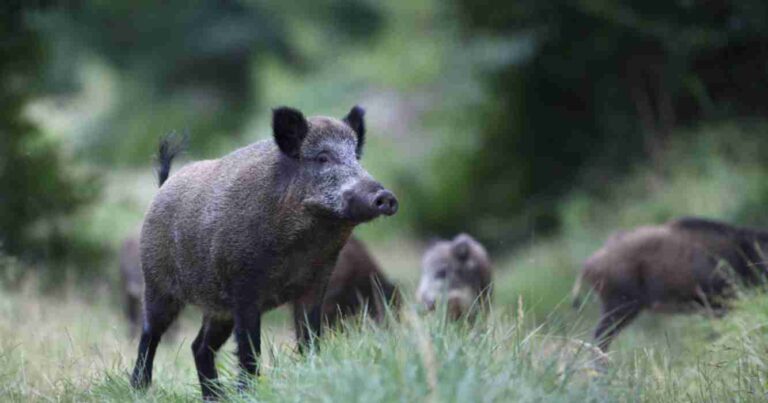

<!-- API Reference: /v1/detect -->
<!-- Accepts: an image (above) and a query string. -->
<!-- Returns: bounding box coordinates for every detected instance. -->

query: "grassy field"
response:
[1,272,767,402]
[3,124,768,402]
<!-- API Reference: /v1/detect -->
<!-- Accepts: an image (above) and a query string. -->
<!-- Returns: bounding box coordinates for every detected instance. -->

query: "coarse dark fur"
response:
[573,217,768,351]
[130,106,398,400]
[124,234,397,341]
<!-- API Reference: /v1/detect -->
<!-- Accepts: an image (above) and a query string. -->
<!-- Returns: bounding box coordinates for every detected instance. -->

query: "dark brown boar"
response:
[130,106,398,400]
[292,236,399,339]
[574,217,768,351]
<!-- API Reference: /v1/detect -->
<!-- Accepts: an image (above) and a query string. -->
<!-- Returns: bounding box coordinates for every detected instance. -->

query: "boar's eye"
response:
[435,268,447,279]
[316,152,331,164]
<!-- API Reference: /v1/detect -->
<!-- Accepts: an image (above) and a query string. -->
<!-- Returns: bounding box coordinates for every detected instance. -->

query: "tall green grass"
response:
[1,280,767,402]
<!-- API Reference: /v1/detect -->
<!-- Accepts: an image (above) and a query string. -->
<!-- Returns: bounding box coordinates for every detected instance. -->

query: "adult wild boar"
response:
[416,233,492,320]
[130,106,398,399]
[573,217,768,351]
[293,236,399,339]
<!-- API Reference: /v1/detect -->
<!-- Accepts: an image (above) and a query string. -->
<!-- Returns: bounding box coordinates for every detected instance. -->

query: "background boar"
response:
[574,217,768,351]
[416,233,492,320]
[293,236,399,340]
[130,106,398,400]
[119,236,143,337]
[119,235,179,340]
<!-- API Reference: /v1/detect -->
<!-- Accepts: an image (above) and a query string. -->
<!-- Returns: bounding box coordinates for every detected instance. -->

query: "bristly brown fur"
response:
[577,217,768,351]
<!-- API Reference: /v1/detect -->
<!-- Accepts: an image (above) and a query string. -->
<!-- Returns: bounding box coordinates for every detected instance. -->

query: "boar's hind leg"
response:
[192,316,234,400]
[594,297,642,352]
[130,291,183,390]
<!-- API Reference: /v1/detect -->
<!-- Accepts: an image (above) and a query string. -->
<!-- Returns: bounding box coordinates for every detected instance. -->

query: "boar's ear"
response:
[452,234,472,262]
[272,106,309,159]
[343,105,366,158]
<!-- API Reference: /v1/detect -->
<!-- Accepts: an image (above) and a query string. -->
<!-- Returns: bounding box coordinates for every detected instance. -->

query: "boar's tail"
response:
[155,131,188,187]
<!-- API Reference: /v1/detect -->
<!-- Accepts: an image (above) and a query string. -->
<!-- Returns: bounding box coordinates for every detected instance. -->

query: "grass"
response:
[4,123,768,401]
[1,264,768,402]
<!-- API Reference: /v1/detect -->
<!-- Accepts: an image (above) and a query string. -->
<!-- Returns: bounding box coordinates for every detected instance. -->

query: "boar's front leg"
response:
[594,295,642,352]
[233,300,262,390]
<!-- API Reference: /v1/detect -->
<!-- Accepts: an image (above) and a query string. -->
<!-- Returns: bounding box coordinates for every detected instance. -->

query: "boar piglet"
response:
[416,234,492,320]
[130,106,398,400]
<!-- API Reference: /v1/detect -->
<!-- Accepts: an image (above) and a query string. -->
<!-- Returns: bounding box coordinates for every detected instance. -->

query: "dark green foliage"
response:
[34,0,383,165]
[0,9,98,264]
[414,0,768,246]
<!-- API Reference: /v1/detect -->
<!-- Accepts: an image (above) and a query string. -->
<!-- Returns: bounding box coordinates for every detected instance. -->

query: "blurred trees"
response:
[1,0,383,277]
[412,0,768,246]
[35,0,383,164]
[0,7,97,264]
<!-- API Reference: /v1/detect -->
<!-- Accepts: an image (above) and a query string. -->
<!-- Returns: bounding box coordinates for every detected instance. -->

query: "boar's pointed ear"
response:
[272,106,309,158]
[343,105,365,158]
[452,234,472,262]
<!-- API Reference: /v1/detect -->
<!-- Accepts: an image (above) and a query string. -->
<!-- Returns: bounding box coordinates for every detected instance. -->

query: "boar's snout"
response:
[343,181,398,222]
[373,189,398,216]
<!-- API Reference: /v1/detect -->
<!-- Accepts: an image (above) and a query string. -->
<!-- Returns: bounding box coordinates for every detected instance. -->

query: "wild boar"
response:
[119,235,178,340]
[119,236,143,337]
[130,106,398,400]
[416,233,492,320]
[573,217,768,351]
[293,236,399,339]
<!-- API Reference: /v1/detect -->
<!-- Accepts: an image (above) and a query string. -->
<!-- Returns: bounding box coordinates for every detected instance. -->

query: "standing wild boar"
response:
[130,106,398,399]
[293,236,399,338]
[573,217,768,351]
[416,234,492,320]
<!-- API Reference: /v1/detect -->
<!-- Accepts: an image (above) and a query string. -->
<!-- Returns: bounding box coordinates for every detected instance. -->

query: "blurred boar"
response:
[416,234,492,320]
[119,236,143,336]
[574,217,768,351]
[130,106,398,400]
[293,237,399,338]
[119,235,178,340]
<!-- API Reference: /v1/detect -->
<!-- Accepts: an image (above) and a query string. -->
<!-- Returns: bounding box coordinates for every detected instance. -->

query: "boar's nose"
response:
[373,189,398,216]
